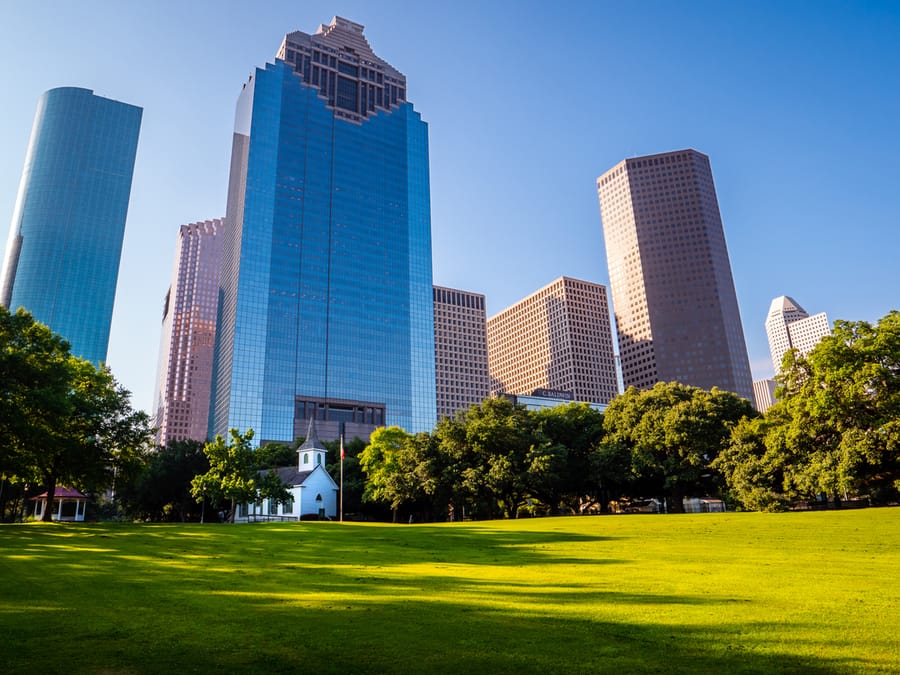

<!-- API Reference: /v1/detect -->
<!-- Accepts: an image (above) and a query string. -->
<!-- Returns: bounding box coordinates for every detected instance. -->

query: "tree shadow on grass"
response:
[0,520,623,570]
[0,522,888,673]
[3,590,860,674]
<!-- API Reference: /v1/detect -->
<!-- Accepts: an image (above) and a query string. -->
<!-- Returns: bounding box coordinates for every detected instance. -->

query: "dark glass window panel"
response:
[327,405,356,423]
[338,61,358,77]
[336,76,358,112]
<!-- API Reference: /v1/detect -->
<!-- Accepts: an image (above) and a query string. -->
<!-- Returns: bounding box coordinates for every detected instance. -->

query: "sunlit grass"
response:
[1,509,898,673]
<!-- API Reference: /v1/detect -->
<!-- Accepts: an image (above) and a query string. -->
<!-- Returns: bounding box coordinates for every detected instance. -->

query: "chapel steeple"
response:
[297,417,328,470]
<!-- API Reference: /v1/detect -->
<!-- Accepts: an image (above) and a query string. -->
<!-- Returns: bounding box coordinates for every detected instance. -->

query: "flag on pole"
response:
[339,434,344,523]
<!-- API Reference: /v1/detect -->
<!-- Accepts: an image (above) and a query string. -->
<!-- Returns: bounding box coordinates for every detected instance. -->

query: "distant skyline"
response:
[2,1,899,415]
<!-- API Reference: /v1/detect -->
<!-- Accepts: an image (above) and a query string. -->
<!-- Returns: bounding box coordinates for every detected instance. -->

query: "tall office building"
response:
[597,149,753,401]
[486,277,619,404]
[434,285,490,419]
[153,219,223,444]
[211,17,435,444]
[765,295,830,373]
[1,87,142,364]
[752,378,778,413]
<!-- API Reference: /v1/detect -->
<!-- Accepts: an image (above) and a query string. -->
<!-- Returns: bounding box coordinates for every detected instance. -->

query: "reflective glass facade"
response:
[154,219,223,444]
[212,19,435,443]
[0,87,142,364]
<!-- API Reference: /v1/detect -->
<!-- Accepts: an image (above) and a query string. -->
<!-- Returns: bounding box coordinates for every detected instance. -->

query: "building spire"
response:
[298,417,324,451]
[297,417,329,471]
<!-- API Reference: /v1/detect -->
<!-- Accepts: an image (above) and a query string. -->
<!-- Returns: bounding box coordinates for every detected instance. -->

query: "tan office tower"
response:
[486,276,618,404]
[153,219,224,444]
[597,149,753,401]
[752,378,778,413]
[765,295,830,373]
[434,285,490,418]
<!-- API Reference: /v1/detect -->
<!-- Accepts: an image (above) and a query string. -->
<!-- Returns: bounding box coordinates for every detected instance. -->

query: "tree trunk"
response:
[230,498,236,523]
[13,495,24,522]
[0,476,6,521]
[668,490,685,513]
[392,507,398,523]
[41,476,56,522]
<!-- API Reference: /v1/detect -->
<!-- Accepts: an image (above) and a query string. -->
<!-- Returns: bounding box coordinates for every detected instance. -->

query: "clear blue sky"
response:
[2,1,898,414]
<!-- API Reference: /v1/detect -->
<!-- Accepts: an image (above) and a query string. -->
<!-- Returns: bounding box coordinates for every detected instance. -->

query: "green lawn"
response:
[1,509,898,674]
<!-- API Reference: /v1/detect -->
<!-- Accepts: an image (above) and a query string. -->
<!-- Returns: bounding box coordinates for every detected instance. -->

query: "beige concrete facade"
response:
[486,277,618,404]
[153,219,223,444]
[597,149,753,401]
[752,378,778,413]
[434,285,490,419]
[765,295,830,373]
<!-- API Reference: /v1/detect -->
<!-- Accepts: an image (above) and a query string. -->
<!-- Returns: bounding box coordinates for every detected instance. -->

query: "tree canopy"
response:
[358,426,424,522]
[356,390,760,520]
[717,311,900,509]
[0,307,153,520]
[126,439,210,521]
[604,382,757,512]
[191,428,291,522]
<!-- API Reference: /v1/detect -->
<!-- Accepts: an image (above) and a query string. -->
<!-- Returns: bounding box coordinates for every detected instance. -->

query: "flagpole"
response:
[339,434,344,522]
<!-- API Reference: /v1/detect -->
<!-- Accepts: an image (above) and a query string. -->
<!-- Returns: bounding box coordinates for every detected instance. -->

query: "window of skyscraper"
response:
[336,75,357,111]
[338,62,358,77]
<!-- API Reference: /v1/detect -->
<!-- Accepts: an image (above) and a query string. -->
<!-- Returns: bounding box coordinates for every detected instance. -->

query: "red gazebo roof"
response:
[30,487,87,500]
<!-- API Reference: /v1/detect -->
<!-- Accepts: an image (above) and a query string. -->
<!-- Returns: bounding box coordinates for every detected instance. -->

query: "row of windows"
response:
[434,287,485,310]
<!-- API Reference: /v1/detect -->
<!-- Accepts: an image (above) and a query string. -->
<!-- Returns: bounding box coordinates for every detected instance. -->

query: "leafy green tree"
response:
[435,398,537,519]
[359,426,423,522]
[0,473,34,522]
[733,311,900,506]
[712,416,794,511]
[531,403,606,513]
[592,438,634,512]
[404,431,456,520]
[519,442,565,515]
[254,441,296,470]
[603,382,756,512]
[75,364,154,510]
[191,428,290,522]
[1,307,153,520]
[430,413,478,518]
[128,439,210,521]
[1,307,75,499]
[326,436,377,517]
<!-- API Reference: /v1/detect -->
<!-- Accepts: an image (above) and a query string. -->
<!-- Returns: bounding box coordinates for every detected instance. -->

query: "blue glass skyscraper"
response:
[0,87,142,365]
[211,17,435,443]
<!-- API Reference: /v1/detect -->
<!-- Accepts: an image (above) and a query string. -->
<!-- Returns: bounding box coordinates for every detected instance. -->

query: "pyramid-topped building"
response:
[275,16,407,123]
[211,17,435,444]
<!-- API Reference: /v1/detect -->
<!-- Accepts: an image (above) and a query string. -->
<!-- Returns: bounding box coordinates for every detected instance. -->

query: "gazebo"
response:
[31,487,88,522]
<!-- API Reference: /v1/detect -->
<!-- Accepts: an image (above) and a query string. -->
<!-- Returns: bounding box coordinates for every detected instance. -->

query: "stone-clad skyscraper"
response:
[765,295,830,374]
[433,285,490,419]
[486,277,619,404]
[597,149,753,401]
[211,17,435,443]
[154,219,223,444]
[1,87,142,364]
